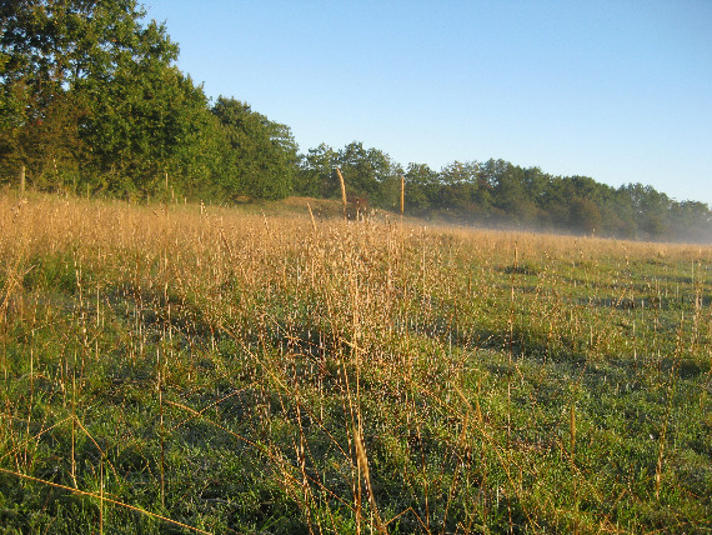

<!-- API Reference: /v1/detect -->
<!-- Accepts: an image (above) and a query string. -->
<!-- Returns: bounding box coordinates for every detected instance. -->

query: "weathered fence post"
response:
[400,175,405,215]
[307,202,317,232]
[19,164,26,194]
[336,167,347,220]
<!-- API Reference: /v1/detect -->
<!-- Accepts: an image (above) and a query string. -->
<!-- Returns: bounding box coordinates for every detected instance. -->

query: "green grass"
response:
[0,194,711,534]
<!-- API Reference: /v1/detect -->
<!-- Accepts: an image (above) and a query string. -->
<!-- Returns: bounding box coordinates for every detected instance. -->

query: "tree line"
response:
[298,148,712,240]
[2,1,711,241]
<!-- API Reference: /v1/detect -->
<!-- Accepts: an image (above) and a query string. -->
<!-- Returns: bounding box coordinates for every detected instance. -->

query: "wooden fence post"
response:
[400,175,405,215]
[336,167,347,220]
[19,164,26,194]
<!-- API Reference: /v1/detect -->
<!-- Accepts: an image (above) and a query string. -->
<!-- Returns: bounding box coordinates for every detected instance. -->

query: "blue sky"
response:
[144,0,712,206]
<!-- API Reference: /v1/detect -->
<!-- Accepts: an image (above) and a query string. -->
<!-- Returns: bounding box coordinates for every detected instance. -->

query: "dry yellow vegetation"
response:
[1,193,711,534]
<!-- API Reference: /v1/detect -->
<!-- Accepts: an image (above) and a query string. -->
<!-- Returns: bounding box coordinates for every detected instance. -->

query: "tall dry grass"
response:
[1,192,711,533]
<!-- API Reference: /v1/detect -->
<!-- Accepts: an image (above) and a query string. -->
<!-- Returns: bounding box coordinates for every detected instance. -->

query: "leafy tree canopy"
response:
[212,96,298,200]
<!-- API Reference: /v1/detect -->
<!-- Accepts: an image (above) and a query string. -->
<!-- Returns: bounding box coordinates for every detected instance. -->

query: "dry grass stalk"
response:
[0,467,213,534]
[158,350,166,509]
[354,426,387,535]
[570,403,576,467]
[570,401,577,512]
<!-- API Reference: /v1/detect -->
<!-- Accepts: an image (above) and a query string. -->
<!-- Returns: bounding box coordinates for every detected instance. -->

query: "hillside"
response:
[1,193,710,533]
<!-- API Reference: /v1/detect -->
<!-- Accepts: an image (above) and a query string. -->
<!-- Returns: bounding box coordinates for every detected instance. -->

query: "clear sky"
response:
[143,0,712,206]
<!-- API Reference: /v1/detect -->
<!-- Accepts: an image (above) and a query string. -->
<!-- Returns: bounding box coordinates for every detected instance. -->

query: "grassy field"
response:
[1,193,711,534]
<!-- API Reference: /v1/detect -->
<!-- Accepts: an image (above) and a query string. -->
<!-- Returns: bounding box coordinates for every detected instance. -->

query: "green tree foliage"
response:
[211,97,298,200]
[438,161,486,217]
[622,183,673,238]
[0,0,296,201]
[403,162,439,214]
[569,197,602,235]
[82,62,221,197]
[669,201,711,241]
[295,143,339,198]
[336,142,401,207]
[0,0,183,191]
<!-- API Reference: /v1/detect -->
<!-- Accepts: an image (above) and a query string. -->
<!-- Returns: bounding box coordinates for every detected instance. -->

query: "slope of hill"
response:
[1,193,711,533]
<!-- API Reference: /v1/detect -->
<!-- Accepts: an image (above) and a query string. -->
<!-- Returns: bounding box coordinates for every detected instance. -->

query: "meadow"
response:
[0,193,710,534]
